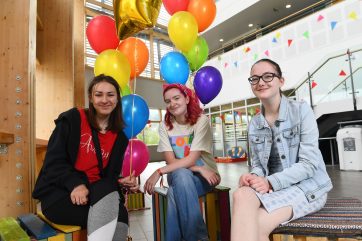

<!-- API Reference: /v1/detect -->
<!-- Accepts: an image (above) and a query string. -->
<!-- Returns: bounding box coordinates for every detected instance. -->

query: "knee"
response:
[169,168,193,185]
[232,187,259,208]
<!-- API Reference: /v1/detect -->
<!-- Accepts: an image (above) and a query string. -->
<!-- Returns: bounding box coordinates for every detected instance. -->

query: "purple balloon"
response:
[194,66,223,104]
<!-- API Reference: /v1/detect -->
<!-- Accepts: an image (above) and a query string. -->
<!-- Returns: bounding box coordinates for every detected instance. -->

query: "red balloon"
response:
[122,139,149,177]
[162,0,190,15]
[86,15,119,54]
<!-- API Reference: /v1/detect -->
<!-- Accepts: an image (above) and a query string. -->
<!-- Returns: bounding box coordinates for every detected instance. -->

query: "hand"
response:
[70,184,89,205]
[198,166,220,186]
[143,170,161,195]
[119,170,139,193]
[238,173,256,187]
[249,176,272,194]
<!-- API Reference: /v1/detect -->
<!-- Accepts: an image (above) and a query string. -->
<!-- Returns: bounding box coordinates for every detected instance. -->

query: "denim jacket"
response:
[248,95,332,202]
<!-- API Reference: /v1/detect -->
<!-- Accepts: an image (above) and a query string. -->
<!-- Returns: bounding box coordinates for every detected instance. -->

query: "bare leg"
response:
[231,187,261,241]
[258,206,293,241]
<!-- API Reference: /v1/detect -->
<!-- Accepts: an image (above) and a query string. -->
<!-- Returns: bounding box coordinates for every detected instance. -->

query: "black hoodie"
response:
[32,108,129,210]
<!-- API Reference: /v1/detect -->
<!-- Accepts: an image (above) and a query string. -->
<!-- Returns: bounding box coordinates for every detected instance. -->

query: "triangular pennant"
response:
[244,47,251,53]
[264,50,270,57]
[311,81,317,89]
[276,32,281,38]
[339,70,346,76]
[224,62,228,68]
[317,15,324,22]
[330,21,337,30]
[234,61,238,67]
[348,11,358,20]
[253,53,258,61]
[303,31,309,39]
[272,37,277,43]
[288,39,293,47]
[217,55,222,61]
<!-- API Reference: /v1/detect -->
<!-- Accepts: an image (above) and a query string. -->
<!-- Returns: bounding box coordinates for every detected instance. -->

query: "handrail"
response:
[287,48,362,98]
[209,0,337,57]
[314,66,362,105]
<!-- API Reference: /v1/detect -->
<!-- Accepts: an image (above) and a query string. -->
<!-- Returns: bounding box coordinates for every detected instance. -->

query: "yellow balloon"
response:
[168,11,198,52]
[113,0,162,40]
[94,49,131,89]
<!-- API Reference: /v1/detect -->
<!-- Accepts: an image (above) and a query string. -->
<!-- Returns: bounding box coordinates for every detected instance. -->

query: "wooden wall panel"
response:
[73,0,85,108]
[36,0,75,140]
[0,0,37,217]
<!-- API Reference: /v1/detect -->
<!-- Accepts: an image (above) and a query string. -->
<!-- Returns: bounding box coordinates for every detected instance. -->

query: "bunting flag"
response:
[317,14,324,22]
[253,53,258,61]
[234,61,238,68]
[217,55,222,61]
[275,32,281,38]
[224,62,228,68]
[348,11,357,20]
[272,37,277,43]
[330,21,337,30]
[303,31,309,39]
[288,39,293,47]
[264,50,270,57]
[311,81,317,89]
[339,70,346,76]
[244,47,251,53]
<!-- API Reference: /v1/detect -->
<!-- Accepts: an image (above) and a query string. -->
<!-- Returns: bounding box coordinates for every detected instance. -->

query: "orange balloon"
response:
[187,0,216,33]
[117,37,149,78]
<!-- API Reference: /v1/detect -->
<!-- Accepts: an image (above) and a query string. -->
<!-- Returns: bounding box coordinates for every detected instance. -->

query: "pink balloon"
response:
[86,15,120,54]
[162,0,190,15]
[122,139,149,177]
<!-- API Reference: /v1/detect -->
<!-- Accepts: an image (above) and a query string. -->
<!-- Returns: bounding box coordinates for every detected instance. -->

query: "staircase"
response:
[289,47,362,164]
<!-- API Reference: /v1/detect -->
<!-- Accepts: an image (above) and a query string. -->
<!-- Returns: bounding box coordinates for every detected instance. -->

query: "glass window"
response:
[222,111,235,157]
[246,97,260,105]
[138,122,160,145]
[247,105,261,121]
[211,114,223,157]
[149,109,161,121]
[210,106,220,113]
[233,100,245,108]
[221,103,232,111]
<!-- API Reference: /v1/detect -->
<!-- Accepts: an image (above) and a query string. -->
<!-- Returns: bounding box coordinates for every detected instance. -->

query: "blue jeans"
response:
[166,168,212,241]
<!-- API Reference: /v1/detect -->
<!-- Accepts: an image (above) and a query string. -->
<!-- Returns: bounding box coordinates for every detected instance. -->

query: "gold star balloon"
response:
[113,0,162,40]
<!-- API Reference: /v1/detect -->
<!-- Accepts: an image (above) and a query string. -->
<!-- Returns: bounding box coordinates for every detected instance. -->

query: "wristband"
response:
[156,168,163,176]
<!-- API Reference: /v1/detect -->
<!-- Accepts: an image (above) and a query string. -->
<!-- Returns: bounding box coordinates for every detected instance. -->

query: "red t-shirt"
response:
[75,109,117,183]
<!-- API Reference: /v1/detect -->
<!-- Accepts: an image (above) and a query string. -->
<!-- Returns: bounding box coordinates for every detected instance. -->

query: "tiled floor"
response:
[128,161,362,241]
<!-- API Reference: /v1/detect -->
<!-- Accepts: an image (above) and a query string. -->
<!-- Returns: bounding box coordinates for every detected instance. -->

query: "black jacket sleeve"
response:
[33,112,88,199]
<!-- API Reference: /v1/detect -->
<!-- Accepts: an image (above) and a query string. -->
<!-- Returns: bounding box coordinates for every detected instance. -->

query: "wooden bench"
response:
[152,185,231,241]
[271,197,362,241]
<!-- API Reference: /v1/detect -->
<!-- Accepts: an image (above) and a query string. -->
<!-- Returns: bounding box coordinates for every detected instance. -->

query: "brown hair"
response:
[85,74,124,132]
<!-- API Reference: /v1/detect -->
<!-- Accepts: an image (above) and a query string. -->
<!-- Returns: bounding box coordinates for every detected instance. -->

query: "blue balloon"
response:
[122,94,150,139]
[160,51,190,84]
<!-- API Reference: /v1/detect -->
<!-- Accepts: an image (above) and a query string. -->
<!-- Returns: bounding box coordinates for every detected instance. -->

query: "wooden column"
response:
[36,0,85,140]
[0,0,37,217]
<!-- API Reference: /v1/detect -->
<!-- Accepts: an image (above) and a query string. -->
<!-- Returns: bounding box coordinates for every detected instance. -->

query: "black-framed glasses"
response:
[248,72,280,85]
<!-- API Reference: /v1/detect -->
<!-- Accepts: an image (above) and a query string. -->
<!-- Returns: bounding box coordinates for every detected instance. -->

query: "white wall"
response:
[204,0,362,107]
[206,0,260,31]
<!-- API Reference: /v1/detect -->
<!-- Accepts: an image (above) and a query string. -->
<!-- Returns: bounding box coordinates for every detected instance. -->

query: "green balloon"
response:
[121,85,131,97]
[183,36,209,72]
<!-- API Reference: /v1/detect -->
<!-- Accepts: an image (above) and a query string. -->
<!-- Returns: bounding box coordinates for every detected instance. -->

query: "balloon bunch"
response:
[86,0,163,177]
[160,0,223,105]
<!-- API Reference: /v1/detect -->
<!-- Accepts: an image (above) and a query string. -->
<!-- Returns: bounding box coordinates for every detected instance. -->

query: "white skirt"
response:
[254,185,327,224]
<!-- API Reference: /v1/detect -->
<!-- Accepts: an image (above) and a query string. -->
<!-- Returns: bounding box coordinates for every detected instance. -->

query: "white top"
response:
[157,114,219,174]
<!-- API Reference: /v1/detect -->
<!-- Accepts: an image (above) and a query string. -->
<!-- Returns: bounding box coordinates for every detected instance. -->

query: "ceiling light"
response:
[219,39,224,42]
[286,4,291,8]
[248,23,253,27]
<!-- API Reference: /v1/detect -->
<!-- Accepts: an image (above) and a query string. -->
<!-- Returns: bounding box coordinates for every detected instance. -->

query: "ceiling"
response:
[201,0,327,55]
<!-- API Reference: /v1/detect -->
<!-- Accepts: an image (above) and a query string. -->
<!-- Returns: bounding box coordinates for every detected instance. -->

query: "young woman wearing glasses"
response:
[231,59,332,241]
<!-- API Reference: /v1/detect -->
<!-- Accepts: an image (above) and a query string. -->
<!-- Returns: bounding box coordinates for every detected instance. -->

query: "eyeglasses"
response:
[248,72,280,85]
